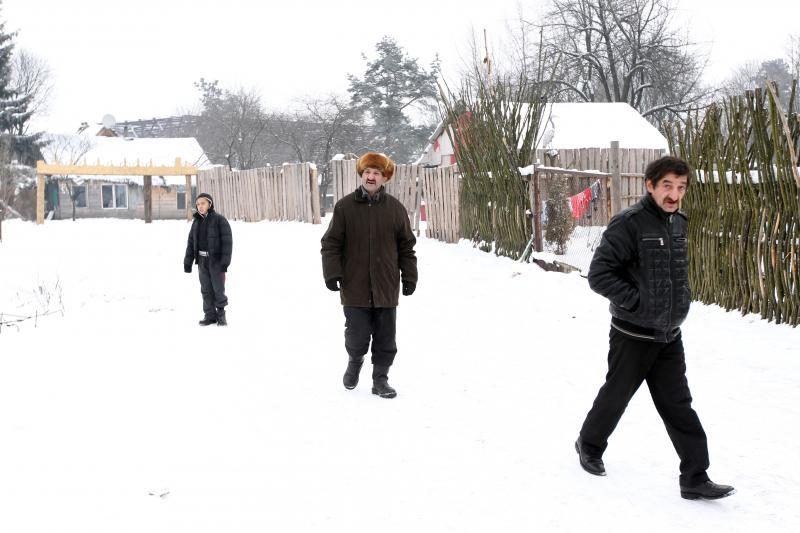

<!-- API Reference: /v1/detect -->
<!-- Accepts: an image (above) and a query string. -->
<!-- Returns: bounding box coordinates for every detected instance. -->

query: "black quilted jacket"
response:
[588,194,690,342]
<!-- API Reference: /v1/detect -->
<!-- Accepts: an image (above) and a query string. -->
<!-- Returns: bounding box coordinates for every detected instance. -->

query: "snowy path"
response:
[1,219,798,532]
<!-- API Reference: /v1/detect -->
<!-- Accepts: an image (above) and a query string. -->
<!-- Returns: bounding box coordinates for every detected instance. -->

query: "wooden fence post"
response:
[143,175,152,223]
[533,170,543,252]
[610,140,621,216]
[185,175,193,220]
[36,173,45,224]
[310,165,321,224]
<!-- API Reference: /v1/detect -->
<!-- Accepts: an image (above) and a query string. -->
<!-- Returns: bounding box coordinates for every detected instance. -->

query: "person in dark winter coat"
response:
[184,193,233,326]
[321,152,418,398]
[575,156,735,501]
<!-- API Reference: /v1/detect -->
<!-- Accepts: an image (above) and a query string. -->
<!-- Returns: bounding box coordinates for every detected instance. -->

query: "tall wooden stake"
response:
[610,141,621,216]
[143,175,152,223]
[36,174,45,224]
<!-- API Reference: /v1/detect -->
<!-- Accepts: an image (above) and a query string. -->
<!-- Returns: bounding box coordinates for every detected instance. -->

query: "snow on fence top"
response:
[695,167,800,184]
[40,135,212,186]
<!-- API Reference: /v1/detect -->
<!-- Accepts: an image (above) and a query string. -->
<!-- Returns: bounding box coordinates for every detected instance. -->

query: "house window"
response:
[72,185,87,208]
[102,184,128,209]
[177,186,186,210]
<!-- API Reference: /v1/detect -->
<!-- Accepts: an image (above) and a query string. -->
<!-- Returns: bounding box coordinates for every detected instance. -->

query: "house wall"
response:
[54,180,190,220]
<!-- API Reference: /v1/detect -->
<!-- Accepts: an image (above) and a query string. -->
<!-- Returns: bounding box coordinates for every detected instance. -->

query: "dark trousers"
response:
[579,327,710,486]
[343,306,397,367]
[198,256,228,317]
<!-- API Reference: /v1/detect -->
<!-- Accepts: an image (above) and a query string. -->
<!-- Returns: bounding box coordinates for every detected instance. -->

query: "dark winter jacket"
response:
[184,210,233,272]
[321,187,418,308]
[587,194,690,342]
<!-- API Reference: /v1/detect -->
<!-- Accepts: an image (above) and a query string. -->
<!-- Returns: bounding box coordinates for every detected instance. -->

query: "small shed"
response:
[40,135,211,220]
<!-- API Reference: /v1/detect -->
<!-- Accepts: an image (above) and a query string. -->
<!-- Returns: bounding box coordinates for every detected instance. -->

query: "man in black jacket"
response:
[575,156,734,500]
[184,193,233,326]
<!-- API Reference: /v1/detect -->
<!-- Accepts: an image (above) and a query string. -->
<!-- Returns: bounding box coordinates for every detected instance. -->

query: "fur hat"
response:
[196,192,214,210]
[356,152,395,182]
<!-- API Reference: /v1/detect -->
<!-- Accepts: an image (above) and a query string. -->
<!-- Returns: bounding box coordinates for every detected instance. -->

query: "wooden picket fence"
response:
[536,147,663,209]
[420,166,460,243]
[328,145,661,250]
[197,163,320,223]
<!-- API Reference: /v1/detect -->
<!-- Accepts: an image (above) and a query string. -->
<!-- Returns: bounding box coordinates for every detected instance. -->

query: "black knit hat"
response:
[196,193,214,210]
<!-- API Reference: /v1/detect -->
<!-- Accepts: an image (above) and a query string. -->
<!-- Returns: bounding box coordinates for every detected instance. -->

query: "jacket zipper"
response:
[666,214,673,333]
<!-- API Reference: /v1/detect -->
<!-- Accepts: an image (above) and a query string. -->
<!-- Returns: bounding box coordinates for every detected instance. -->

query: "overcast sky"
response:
[4,0,798,134]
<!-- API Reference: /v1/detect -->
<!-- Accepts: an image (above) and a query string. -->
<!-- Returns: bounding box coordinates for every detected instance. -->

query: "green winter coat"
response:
[321,187,418,308]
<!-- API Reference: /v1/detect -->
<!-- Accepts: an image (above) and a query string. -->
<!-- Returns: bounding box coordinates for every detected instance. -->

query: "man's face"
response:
[196,197,211,215]
[361,167,386,194]
[646,172,688,213]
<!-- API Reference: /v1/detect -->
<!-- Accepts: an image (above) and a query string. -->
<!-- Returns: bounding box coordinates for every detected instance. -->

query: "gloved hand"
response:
[326,278,342,292]
[402,281,416,296]
[184,264,192,274]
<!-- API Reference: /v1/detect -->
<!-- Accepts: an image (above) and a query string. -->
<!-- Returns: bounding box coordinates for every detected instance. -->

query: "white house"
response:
[417,102,669,168]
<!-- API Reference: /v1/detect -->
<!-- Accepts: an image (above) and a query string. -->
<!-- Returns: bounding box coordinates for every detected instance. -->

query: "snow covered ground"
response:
[1,218,798,533]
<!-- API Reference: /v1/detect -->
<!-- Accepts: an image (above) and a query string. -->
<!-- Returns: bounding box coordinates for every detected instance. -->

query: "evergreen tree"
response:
[0,5,42,165]
[544,176,575,255]
[348,36,439,163]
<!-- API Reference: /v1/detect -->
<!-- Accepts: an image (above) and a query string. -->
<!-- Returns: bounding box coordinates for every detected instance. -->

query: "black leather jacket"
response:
[588,194,690,342]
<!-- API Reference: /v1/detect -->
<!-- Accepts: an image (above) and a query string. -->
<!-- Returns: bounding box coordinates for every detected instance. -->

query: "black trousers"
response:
[343,306,397,367]
[198,256,228,317]
[579,327,710,486]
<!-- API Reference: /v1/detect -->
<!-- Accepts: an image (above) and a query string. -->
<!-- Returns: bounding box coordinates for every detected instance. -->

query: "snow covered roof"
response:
[418,102,668,165]
[537,103,668,150]
[40,135,212,186]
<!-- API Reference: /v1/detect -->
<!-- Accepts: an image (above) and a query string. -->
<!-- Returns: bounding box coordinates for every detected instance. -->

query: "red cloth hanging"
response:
[569,187,593,219]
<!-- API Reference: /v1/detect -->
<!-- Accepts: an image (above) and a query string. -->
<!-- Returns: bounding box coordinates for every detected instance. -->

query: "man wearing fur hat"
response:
[321,152,418,398]
[184,193,233,326]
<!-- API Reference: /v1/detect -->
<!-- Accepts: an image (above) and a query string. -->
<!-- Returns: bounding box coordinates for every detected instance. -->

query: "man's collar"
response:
[358,185,384,202]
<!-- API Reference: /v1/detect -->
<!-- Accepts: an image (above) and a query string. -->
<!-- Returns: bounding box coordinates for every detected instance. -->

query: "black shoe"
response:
[575,437,606,476]
[371,365,397,398]
[216,309,227,327]
[680,481,735,500]
[343,357,364,390]
[198,317,217,326]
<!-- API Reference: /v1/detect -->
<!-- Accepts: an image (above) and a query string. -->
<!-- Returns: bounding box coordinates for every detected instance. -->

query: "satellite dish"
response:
[102,114,116,129]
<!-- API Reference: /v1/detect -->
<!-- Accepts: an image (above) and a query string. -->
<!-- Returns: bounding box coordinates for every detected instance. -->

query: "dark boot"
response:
[371,365,397,399]
[198,316,217,326]
[680,480,735,500]
[343,356,364,390]
[216,308,227,327]
[575,437,606,476]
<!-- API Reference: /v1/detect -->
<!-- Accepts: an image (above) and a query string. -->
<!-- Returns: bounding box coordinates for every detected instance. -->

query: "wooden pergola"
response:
[35,158,199,224]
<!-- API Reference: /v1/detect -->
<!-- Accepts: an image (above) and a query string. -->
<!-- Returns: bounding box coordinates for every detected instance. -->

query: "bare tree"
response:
[194,79,270,170]
[723,58,794,108]
[531,0,711,124]
[42,134,92,221]
[11,49,53,132]
[787,35,800,81]
[268,94,364,211]
[304,95,364,209]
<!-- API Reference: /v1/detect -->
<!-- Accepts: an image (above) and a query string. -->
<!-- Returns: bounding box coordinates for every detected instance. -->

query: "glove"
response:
[402,281,416,296]
[184,264,192,273]
[326,278,341,292]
